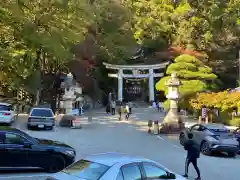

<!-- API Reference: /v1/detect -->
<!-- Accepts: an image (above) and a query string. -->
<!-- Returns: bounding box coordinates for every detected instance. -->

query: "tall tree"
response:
[156,54,217,108]
[130,0,240,87]
[0,0,94,104]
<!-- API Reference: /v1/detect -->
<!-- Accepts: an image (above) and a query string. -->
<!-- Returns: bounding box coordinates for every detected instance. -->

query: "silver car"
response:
[47,152,187,180]
[27,108,55,130]
[179,123,239,157]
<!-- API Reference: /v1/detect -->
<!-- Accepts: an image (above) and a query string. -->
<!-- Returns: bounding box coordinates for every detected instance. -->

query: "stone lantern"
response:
[62,73,76,115]
[162,72,184,130]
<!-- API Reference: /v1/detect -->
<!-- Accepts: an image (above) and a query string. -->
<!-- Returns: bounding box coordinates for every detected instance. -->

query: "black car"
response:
[0,127,75,172]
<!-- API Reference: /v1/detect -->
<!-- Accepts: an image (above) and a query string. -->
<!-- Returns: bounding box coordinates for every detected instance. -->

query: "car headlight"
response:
[66,150,75,156]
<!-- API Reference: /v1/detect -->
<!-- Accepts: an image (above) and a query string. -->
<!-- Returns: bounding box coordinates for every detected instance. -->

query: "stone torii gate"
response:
[103,62,169,102]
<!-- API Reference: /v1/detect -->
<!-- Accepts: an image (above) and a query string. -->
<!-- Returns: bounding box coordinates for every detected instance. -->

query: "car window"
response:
[30,109,53,117]
[191,125,200,131]
[62,160,109,180]
[198,126,206,131]
[143,164,168,179]
[5,133,25,145]
[116,170,124,180]
[0,104,13,111]
[121,164,142,180]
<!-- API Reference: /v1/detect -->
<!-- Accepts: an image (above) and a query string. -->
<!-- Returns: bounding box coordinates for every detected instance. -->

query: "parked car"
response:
[46,152,187,180]
[0,102,16,125]
[28,107,55,130]
[0,127,75,172]
[179,123,239,157]
[233,128,240,154]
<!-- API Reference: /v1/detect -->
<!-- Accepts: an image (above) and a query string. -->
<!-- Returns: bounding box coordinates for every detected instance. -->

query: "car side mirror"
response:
[167,172,176,179]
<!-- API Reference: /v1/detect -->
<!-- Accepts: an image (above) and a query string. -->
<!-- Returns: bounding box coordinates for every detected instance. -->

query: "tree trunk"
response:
[34,90,40,106]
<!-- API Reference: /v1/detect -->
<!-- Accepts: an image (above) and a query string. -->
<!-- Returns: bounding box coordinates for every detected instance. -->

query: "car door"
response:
[4,132,30,167]
[120,163,143,180]
[141,162,171,180]
[0,132,7,167]
[26,143,53,168]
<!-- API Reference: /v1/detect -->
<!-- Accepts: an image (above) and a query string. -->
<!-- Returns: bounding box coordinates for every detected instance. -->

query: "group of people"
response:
[152,101,163,112]
[106,101,133,121]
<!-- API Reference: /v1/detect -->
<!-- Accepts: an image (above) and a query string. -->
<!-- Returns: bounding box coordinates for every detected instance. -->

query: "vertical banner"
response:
[202,107,207,119]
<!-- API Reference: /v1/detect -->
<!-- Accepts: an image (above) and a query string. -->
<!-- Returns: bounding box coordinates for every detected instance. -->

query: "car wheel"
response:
[45,154,66,173]
[27,125,32,130]
[200,141,211,155]
[228,152,237,158]
[48,126,53,130]
[179,133,185,146]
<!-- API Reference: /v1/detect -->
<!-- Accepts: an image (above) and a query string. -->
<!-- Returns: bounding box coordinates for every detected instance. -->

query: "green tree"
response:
[0,0,94,104]
[156,54,217,109]
[131,0,240,51]
[130,0,240,88]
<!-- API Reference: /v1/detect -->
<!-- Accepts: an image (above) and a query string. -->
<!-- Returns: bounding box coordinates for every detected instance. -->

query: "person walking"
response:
[106,103,110,114]
[152,101,157,111]
[111,101,116,115]
[128,101,133,114]
[125,103,130,120]
[157,101,162,112]
[183,133,201,180]
[118,103,124,121]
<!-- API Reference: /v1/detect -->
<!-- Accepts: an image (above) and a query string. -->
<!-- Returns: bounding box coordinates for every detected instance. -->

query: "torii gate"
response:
[103,62,169,102]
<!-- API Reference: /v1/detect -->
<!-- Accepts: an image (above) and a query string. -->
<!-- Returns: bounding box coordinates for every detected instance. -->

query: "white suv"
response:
[0,103,15,124]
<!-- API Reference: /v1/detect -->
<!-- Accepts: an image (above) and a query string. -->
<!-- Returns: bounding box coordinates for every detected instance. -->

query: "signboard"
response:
[201,107,207,118]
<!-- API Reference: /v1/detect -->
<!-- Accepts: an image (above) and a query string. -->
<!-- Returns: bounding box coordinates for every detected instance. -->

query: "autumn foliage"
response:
[189,91,240,112]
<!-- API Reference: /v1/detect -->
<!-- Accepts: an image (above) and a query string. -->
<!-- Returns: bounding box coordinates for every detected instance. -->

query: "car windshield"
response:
[206,124,229,133]
[30,109,53,117]
[0,104,12,111]
[63,160,110,180]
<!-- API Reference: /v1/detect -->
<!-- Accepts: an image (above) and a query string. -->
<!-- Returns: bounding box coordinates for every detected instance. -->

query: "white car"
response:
[47,152,187,180]
[0,102,15,124]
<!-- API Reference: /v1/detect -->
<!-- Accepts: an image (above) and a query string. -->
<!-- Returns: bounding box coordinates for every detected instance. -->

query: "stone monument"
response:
[160,72,184,133]
[62,73,76,115]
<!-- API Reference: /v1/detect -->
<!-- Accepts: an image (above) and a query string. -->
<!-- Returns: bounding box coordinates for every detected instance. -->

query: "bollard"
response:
[153,120,159,135]
[148,120,153,133]
[198,116,202,124]
[205,116,209,124]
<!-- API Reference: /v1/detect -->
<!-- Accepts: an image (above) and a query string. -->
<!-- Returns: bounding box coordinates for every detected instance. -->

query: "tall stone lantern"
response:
[163,72,183,129]
[62,73,76,115]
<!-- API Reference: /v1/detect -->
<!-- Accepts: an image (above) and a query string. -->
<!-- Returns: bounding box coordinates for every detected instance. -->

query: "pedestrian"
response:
[106,103,110,114]
[128,101,133,114]
[125,103,130,120]
[183,133,201,180]
[157,102,162,112]
[111,101,116,115]
[118,103,124,120]
[152,101,157,111]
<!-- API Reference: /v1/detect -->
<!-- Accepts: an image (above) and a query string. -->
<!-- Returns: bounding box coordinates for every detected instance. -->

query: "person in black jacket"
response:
[183,133,201,180]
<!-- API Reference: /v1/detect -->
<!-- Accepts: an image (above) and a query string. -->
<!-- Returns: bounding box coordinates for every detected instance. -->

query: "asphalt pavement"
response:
[0,108,239,180]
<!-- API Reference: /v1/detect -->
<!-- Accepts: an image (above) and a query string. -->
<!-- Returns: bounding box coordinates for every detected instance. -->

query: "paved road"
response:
[0,108,239,180]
